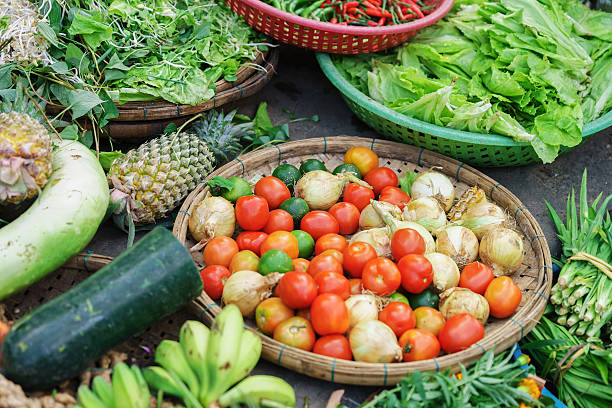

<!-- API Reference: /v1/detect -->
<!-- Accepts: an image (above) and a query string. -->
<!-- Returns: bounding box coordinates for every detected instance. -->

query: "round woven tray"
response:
[46,49,279,142]
[173,136,553,386]
[316,53,611,167]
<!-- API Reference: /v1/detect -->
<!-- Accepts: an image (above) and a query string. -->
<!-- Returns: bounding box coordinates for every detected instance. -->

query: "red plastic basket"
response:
[226,0,455,54]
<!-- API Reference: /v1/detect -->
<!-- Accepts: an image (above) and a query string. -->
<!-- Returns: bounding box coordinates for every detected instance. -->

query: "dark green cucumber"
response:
[1,227,202,389]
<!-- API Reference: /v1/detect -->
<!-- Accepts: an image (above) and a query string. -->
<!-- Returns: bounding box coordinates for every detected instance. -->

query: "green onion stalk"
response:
[522,316,612,408]
[546,170,612,345]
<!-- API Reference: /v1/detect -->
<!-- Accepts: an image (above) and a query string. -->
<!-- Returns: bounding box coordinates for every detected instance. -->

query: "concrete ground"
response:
[88,46,612,407]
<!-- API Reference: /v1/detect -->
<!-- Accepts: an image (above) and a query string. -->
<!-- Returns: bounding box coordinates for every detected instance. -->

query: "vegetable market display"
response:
[177,139,551,384]
[260,0,437,26]
[332,0,612,163]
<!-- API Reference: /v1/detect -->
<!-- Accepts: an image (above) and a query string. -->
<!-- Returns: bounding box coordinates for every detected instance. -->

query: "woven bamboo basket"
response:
[45,49,279,141]
[172,136,553,386]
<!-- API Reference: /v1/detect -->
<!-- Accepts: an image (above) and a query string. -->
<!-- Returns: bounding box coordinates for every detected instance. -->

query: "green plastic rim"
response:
[316,53,611,167]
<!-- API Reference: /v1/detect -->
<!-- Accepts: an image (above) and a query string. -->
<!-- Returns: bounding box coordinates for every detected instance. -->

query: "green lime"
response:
[300,158,327,174]
[291,230,315,258]
[258,249,293,275]
[389,292,410,306]
[406,288,439,309]
[222,177,252,202]
[279,197,310,229]
[272,164,302,191]
[333,163,361,179]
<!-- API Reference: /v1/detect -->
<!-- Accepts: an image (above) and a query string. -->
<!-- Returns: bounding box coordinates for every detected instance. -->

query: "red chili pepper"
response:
[344,1,359,7]
[362,0,377,9]
[330,17,338,23]
[410,4,424,18]
[378,17,386,25]
[367,20,378,26]
[368,0,382,5]
[347,6,358,13]
[365,8,391,17]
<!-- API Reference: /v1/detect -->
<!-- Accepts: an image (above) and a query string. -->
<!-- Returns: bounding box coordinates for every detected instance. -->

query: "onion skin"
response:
[439,287,490,325]
[297,170,369,210]
[436,226,479,268]
[410,171,455,212]
[345,294,379,329]
[360,202,400,230]
[424,252,460,292]
[189,195,235,243]
[349,320,402,363]
[349,228,391,258]
[459,202,506,240]
[479,227,524,276]
[222,270,281,317]
[402,196,447,235]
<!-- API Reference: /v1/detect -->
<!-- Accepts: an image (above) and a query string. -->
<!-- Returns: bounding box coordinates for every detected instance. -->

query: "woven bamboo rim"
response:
[172,136,553,386]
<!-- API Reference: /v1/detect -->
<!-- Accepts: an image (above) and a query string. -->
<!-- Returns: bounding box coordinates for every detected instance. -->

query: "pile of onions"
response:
[410,170,455,211]
[439,287,490,324]
[402,196,447,235]
[359,202,401,230]
[297,170,371,210]
[424,252,460,292]
[188,195,235,249]
[436,226,479,268]
[479,227,524,276]
[345,294,379,329]
[222,271,282,317]
[349,320,402,363]
[349,228,392,258]
[459,201,506,239]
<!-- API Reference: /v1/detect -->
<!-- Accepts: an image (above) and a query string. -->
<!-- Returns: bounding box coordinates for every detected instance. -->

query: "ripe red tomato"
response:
[277,271,318,309]
[344,146,378,176]
[328,202,360,235]
[485,276,522,318]
[307,254,343,279]
[200,265,231,299]
[460,262,495,295]
[236,231,268,256]
[391,228,426,260]
[263,209,294,233]
[260,231,299,259]
[313,335,352,360]
[343,242,378,278]
[438,314,485,354]
[349,278,363,295]
[320,249,343,264]
[310,293,350,335]
[414,307,445,336]
[361,257,401,296]
[398,254,433,294]
[364,167,398,195]
[255,297,294,335]
[398,329,440,362]
[254,176,291,209]
[203,236,239,267]
[379,302,416,337]
[343,183,375,211]
[235,195,269,231]
[273,316,316,351]
[379,186,410,210]
[315,271,351,300]
[300,211,339,240]
[315,233,348,255]
[292,258,310,273]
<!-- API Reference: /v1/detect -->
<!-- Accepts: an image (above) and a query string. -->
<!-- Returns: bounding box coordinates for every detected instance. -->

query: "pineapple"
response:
[0,111,53,204]
[108,110,253,224]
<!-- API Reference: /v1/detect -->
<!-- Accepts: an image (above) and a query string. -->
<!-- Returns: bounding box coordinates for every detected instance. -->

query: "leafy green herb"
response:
[399,172,418,194]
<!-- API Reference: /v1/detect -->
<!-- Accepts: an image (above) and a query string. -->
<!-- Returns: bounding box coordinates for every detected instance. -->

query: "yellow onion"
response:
[189,195,235,250]
[424,252,460,292]
[370,200,435,254]
[345,294,379,329]
[349,320,402,363]
[479,227,524,276]
[222,271,282,317]
[410,170,455,211]
[439,287,490,324]
[459,201,506,239]
[360,202,401,230]
[402,196,447,235]
[297,170,371,210]
[349,228,391,258]
[436,226,479,268]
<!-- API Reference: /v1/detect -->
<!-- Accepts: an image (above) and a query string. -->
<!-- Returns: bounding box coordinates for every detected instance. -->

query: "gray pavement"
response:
[87,45,612,407]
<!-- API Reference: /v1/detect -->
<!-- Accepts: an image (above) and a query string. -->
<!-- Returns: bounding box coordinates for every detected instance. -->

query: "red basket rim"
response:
[235,0,455,35]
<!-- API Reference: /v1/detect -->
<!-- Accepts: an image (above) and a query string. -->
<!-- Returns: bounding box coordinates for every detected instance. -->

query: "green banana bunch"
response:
[143,304,296,408]
[76,363,150,408]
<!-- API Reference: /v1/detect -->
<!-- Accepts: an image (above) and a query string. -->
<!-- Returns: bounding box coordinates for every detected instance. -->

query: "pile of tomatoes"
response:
[198,146,522,363]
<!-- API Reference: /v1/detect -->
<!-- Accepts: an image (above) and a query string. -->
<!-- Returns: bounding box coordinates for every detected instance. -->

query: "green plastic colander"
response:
[316,53,612,167]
